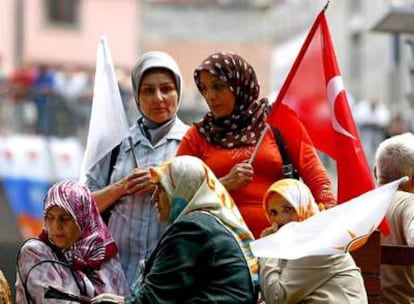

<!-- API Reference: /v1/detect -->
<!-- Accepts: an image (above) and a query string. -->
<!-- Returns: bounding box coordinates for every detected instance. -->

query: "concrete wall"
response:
[2,0,140,69]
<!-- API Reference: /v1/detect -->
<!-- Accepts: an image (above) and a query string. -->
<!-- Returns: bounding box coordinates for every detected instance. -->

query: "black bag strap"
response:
[271,126,299,180]
[101,143,121,224]
[107,144,121,184]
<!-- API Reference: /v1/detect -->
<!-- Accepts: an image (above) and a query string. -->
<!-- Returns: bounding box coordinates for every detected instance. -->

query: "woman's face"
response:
[266,192,298,228]
[152,184,171,222]
[45,206,81,249]
[138,69,179,124]
[199,71,236,118]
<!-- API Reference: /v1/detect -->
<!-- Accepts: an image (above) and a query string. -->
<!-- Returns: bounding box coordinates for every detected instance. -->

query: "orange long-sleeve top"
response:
[176,122,335,238]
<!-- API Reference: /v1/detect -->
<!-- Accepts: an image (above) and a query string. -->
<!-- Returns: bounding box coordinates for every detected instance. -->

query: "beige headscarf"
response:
[263,178,325,222]
[150,155,258,286]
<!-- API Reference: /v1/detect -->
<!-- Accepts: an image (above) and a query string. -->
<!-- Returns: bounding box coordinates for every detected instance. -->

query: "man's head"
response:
[374,132,414,192]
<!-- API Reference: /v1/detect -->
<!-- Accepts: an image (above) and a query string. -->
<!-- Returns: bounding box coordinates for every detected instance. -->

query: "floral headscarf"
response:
[150,155,259,285]
[263,178,324,223]
[194,51,268,148]
[39,180,117,271]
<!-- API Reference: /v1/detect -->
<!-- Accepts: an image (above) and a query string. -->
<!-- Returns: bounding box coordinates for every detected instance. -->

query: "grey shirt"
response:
[86,118,188,284]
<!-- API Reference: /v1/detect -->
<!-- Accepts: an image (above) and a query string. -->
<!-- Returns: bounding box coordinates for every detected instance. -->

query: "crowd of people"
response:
[1,50,413,303]
[0,60,134,143]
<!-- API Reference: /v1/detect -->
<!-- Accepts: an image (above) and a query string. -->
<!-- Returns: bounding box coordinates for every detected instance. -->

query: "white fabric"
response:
[79,36,130,183]
[250,177,407,259]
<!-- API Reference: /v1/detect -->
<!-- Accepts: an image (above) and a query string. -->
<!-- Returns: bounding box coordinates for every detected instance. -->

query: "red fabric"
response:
[9,68,35,102]
[268,11,389,234]
[177,125,335,238]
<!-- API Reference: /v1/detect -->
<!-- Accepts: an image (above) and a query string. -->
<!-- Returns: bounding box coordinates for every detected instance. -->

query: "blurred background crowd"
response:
[0,62,135,143]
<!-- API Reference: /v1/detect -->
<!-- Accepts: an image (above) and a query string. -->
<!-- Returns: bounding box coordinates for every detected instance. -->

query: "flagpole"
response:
[248,124,269,165]
[128,136,139,168]
[323,0,330,12]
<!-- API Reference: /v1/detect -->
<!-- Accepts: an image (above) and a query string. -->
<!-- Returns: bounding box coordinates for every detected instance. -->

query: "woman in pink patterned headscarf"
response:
[16,180,129,303]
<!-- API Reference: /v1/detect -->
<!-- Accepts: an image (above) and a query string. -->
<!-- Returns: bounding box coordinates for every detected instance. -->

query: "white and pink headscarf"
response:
[16,181,129,304]
[39,180,117,270]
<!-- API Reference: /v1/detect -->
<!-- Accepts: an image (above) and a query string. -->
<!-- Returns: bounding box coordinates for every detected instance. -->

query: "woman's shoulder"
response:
[172,211,211,229]
[167,212,223,238]
[177,212,236,240]
[171,117,190,135]
[18,239,54,261]
[182,123,200,136]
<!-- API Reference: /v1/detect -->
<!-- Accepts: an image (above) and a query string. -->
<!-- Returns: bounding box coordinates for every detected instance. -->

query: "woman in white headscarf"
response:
[92,155,259,304]
[259,179,367,304]
[85,51,189,285]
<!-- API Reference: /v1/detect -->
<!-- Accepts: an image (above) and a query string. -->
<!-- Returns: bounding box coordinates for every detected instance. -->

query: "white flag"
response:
[79,36,130,183]
[250,177,408,259]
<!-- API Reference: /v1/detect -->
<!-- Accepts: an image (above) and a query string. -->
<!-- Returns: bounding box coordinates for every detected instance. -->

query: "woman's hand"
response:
[220,162,254,191]
[260,223,279,238]
[117,168,155,196]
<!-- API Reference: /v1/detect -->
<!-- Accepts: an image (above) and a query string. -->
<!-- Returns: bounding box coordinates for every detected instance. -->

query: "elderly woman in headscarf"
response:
[92,155,259,304]
[176,51,335,238]
[259,178,367,304]
[15,181,129,304]
[85,51,188,284]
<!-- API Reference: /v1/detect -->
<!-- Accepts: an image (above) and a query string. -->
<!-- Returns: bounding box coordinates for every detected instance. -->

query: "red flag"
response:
[268,11,389,234]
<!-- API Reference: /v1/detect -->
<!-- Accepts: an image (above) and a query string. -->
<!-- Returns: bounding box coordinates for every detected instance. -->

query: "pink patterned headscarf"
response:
[194,51,268,148]
[39,180,117,270]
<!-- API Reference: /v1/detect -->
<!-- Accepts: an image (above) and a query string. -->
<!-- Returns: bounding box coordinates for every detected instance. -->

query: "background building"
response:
[1,0,412,118]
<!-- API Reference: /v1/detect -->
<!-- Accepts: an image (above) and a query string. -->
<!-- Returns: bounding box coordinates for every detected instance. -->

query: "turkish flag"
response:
[268,11,389,234]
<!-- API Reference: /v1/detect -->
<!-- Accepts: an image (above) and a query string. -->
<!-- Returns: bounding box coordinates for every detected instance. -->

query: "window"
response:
[45,0,80,26]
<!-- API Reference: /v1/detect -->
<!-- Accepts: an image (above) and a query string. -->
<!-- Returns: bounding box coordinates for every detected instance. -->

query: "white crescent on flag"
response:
[327,76,355,140]
[250,177,407,259]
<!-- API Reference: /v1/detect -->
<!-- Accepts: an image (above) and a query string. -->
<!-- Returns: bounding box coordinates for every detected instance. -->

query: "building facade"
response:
[0,0,411,118]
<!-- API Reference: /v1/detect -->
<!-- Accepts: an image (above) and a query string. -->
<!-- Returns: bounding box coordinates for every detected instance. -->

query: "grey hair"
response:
[374,132,414,184]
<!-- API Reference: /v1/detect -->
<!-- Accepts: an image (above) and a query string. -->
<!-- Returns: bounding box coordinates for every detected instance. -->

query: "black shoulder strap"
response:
[101,143,121,224]
[107,143,121,184]
[271,126,299,180]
